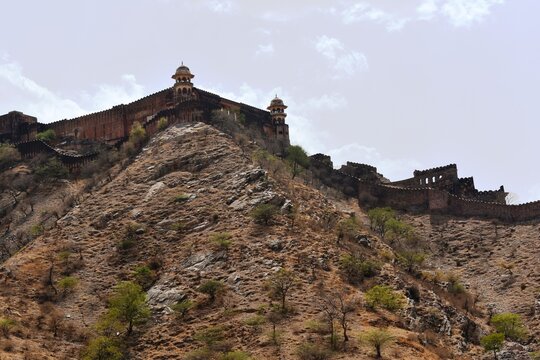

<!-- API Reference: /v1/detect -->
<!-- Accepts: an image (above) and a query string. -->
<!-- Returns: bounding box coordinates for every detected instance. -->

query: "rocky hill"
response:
[0,123,537,359]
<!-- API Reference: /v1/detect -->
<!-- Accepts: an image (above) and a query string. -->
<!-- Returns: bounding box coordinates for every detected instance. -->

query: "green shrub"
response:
[296,342,332,360]
[82,336,123,360]
[250,203,278,225]
[133,265,156,290]
[0,318,15,338]
[157,117,168,131]
[185,348,213,360]
[30,224,44,237]
[365,285,405,312]
[172,299,194,318]
[336,217,359,241]
[129,121,146,146]
[34,158,68,181]
[446,272,466,294]
[244,315,266,327]
[58,276,78,295]
[339,254,380,284]
[193,326,229,352]
[480,333,504,359]
[491,313,527,341]
[198,280,225,303]
[221,351,251,360]
[0,143,20,170]
[210,232,232,251]
[396,251,427,273]
[174,193,191,203]
[36,129,56,142]
[119,222,142,250]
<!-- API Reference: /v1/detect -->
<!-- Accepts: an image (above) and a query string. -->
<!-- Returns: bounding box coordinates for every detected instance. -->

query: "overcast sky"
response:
[1,0,538,203]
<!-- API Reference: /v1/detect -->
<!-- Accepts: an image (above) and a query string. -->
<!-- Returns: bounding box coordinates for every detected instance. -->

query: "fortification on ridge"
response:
[1,63,537,222]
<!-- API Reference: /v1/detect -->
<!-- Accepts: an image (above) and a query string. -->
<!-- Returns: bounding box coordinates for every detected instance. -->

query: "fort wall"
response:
[309,153,540,222]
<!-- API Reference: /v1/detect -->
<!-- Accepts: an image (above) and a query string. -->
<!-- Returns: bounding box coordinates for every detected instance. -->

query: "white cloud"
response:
[338,0,504,30]
[0,60,145,123]
[327,142,422,180]
[301,94,348,111]
[255,43,274,56]
[315,35,368,78]
[207,0,233,13]
[441,0,504,27]
[341,3,410,31]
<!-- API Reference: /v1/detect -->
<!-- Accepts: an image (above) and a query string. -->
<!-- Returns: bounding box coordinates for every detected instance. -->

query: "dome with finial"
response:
[172,62,194,79]
[267,95,287,110]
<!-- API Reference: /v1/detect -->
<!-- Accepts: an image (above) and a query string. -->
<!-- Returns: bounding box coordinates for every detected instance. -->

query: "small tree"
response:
[491,313,527,341]
[198,280,225,304]
[286,145,309,179]
[361,328,396,359]
[266,269,296,312]
[133,265,157,290]
[129,121,146,147]
[339,254,380,284]
[251,204,278,225]
[83,336,123,360]
[266,305,283,345]
[172,299,194,319]
[107,281,150,335]
[365,285,405,312]
[337,216,359,243]
[481,333,504,360]
[367,207,395,237]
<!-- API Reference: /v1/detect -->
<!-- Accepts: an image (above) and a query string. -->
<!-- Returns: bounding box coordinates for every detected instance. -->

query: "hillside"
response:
[0,122,536,359]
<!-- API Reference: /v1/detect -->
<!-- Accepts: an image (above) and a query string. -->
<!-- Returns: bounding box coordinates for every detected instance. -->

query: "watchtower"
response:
[172,62,195,101]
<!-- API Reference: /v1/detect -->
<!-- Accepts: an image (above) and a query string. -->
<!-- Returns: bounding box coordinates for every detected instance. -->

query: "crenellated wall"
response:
[309,153,540,222]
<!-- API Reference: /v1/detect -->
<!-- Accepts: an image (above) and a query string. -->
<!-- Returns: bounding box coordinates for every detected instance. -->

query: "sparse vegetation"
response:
[198,280,225,303]
[296,342,332,360]
[336,216,360,242]
[367,207,396,237]
[221,351,251,360]
[339,254,380,284]
[174,193,191,203]
[480,333,504,360]
[251,203,278,225]
[34,157,69,181]
[129,121,146,146]
[30,223,44,237]
[210,232,233,251]
[133,265,157,290]
[57,276,78,296]
[82,336,123,360]
[36,129,56,142]
[157,117,168,131]
[286,145,309,179]
[365,285,405,312]
[265,268,297,312]
[172,299,194,319]
[361,328,396,359]
[396,250,427,273]
[0,143,20,170]
[0,318,15,338]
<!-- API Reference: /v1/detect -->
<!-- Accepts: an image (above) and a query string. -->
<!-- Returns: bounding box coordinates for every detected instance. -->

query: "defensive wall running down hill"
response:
[309,153,540,223]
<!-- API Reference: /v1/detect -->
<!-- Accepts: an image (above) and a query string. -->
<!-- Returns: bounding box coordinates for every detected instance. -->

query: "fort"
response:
[0,63,537,222]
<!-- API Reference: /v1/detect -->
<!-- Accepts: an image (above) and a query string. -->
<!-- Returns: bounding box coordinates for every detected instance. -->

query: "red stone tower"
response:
[172,62,195,101]
[267,95,289,140]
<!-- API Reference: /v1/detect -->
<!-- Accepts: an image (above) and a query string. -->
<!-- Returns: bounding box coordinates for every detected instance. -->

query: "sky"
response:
[1,0,539,203]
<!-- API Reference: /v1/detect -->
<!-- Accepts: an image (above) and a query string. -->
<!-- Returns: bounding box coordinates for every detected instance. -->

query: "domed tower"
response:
[172,62,195,101]
[267,95,287,125]
[267,95,289,142]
